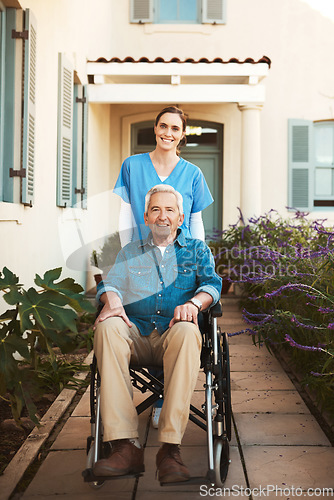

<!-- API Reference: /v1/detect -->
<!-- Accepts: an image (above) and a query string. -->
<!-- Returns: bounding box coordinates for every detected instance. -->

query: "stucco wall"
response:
[2,0,334,301]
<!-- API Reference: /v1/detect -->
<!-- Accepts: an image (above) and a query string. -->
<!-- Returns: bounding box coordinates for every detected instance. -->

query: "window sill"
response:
[144,24,213,35]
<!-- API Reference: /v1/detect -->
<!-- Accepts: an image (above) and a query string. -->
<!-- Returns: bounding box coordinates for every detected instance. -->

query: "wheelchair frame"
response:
[82,301,231,487]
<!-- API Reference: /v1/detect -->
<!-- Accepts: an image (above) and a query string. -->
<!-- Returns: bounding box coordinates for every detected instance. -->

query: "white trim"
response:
[88,83,266,104]
[87,61,269,79]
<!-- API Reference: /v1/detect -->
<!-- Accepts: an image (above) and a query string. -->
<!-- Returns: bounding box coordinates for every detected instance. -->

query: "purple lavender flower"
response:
[284,334,322,352]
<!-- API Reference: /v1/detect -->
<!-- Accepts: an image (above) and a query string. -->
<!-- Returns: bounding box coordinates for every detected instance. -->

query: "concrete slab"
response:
[51,416,90,450]
[227,332,255,345]
[72,388,90,417]
[22,450,135,498]
[230,356,284,372]
[243,446,334,490]
[229,344,274,358]
[234,413,331,446]
[136,445,246,494]
[231,371,295,391]
[231,390,309,414]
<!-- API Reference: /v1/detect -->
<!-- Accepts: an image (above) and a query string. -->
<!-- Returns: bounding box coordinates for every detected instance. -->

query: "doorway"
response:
[131,119,223,236]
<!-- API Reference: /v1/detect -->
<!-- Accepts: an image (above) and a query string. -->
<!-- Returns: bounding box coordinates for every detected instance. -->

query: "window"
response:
[288,119,334,210]
[57,53,88,208]
[130,0,226,24]
[0,7,36,205]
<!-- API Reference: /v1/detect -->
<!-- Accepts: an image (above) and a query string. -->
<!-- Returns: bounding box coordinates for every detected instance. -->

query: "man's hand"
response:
[169,302,199,328]
[93,292,132,330]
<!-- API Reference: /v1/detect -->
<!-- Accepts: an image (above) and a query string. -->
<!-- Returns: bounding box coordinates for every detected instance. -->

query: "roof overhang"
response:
[87,57,271,105]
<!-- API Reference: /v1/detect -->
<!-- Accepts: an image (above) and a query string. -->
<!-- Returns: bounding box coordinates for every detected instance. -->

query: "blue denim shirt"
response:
[96,229,222,336]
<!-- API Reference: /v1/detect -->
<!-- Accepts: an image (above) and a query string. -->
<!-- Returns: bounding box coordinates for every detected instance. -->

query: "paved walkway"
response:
[21,297,334,499]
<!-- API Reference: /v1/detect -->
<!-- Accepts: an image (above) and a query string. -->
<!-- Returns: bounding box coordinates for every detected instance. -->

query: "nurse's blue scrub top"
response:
[113,153,214,241]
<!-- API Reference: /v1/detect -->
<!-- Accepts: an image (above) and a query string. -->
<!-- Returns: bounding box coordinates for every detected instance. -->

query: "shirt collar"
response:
[138,228,186,249]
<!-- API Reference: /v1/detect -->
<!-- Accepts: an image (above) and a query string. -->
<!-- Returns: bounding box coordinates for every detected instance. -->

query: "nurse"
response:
[113,106,214,427]
[114,106,213,246]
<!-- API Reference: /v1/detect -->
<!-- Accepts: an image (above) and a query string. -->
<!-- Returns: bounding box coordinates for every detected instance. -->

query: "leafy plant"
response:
[35,359,89,394]
[0,267,95,426]
[210,209,334,419]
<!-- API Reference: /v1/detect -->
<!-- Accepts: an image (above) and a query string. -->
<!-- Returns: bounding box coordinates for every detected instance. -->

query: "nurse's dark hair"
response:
[154,106,188,154]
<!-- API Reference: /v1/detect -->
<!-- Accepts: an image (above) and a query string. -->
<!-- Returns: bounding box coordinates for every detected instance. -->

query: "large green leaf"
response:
[0,267,20,290]
[18,288,78,333]
[0,324,31,364]
[35,268,95,314]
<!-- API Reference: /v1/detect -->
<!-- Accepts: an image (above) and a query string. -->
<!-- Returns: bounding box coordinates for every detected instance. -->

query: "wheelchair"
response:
[82,301,232,487]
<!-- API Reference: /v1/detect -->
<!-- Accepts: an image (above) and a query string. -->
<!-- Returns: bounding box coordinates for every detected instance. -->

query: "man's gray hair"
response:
[144,184,184,215]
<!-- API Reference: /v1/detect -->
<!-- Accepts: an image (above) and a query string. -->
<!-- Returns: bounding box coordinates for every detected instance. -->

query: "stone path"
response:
[18,297,334,499]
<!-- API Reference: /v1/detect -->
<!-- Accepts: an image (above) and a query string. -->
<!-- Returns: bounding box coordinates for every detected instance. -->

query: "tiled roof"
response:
[89,56,271,67]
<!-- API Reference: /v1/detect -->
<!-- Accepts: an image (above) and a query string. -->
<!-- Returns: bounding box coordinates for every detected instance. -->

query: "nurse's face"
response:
[154,113,185,152]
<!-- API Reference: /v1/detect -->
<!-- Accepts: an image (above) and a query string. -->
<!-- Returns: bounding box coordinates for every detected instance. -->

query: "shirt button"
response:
[160,281,163,284]
[157,311,161,314]
[158,294,162,297]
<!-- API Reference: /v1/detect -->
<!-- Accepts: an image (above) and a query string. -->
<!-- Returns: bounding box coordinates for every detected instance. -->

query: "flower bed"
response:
[208,209,334,421]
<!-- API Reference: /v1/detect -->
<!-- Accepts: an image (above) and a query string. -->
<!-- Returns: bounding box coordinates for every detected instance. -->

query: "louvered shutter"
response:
[57,53,73,207]
[130,0,153,23]
[2,8,16,202]
[202,0,226,24]
[81,85,88,209]
[72,84,81,207]
[21,9,37,206]
[288,119,313,211]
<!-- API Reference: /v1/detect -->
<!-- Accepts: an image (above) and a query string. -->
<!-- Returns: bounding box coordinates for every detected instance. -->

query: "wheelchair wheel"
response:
[222,331,232,441]
[84,359,106,488]
[213,437,230,486]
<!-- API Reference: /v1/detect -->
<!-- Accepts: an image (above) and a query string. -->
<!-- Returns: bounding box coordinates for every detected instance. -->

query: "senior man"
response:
[93,184,222,483]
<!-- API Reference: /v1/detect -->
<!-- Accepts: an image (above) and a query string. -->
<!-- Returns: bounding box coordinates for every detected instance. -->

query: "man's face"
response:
[144,191,184,241]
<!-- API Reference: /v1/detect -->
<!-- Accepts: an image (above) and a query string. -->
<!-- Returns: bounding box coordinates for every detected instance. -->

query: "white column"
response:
[238,104,263,220]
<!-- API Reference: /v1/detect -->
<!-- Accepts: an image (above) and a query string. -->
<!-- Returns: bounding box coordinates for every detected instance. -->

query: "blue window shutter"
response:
[288,119,313,211]
[2,8,16,202]
[202,0,226,24]
[57,53,73,207]
[0,9,5,201]
[81,85,88,209]
[72,84,80,206]
[21,8,37,206]
[130,0,153,23]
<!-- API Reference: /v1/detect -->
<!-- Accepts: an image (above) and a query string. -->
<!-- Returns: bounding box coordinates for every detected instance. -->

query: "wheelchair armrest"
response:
[205,300,222,318]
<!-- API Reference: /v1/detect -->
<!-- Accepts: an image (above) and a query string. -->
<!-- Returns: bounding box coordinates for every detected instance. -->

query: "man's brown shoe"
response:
[93,439,144,477]
[156,443,190,483]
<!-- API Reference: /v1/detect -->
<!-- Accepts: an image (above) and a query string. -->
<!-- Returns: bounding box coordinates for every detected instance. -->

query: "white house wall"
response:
[1,0,334,300]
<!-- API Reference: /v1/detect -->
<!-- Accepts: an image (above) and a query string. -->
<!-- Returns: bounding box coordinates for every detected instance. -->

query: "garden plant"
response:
[209,209,334,419]
[0,267,95,427]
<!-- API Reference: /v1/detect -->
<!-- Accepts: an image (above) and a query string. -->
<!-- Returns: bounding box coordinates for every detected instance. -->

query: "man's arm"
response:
[169,291,213,328]
[93,291,132,330]
[169,241,222,328]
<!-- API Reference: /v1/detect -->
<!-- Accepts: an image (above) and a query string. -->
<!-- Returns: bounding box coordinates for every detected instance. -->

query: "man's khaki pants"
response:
[94,317,202,445]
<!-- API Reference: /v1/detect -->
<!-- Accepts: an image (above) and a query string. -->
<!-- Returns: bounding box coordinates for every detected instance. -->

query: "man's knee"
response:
[94,316,130,348]
[168,322,202,350]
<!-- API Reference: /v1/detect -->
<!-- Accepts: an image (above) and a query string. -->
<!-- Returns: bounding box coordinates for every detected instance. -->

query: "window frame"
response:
[0,6,36,206]
[130,0,226,25]
[288,118,334,211]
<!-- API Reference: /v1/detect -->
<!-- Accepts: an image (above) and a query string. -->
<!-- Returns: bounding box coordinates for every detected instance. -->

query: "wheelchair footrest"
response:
[82,467,144,482]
